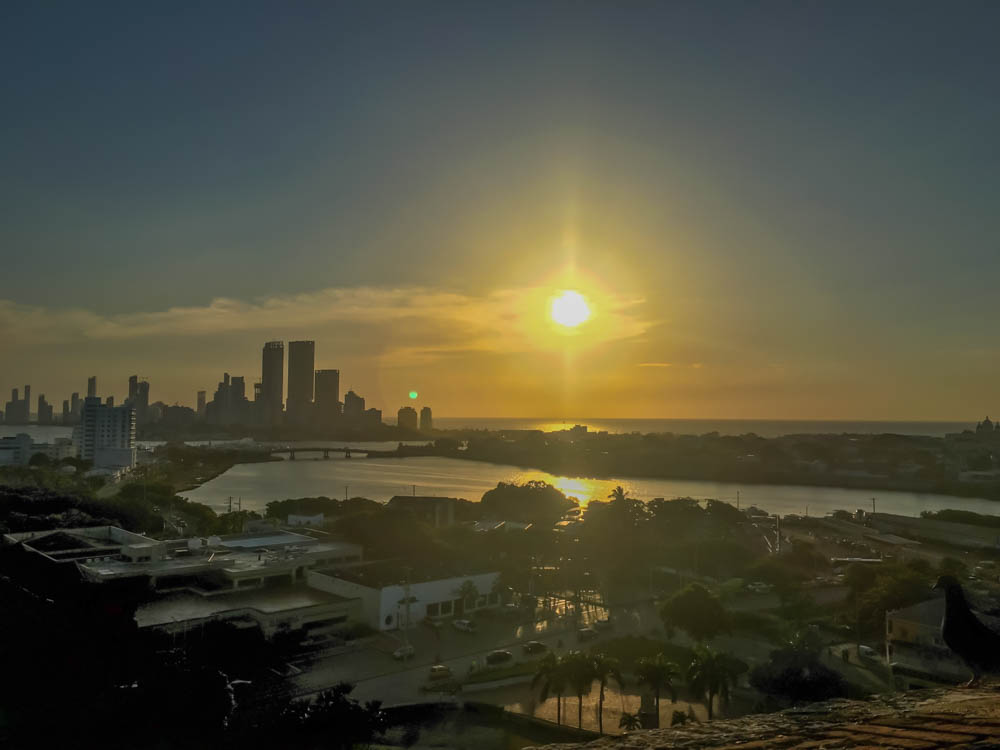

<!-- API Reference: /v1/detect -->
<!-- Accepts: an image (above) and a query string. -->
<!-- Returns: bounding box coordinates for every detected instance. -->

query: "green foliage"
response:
[480,480,575,524]
[591,635,692,671]
[921,509,1000,528]
[635,652,679,710]
[939,556,969,578]
[749,645,847,704]
[660,583,730,642]
[686,646,746,720]
[845,561,935,636]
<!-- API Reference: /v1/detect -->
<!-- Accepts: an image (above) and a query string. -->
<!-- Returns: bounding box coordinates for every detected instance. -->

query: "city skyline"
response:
[3,3,1000,420]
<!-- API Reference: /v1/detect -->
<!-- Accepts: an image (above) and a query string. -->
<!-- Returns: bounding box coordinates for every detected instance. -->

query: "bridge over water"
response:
[270,446,372,460]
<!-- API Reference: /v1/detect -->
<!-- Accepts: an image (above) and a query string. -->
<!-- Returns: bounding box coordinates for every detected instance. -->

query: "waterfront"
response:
[182,453,1000,518]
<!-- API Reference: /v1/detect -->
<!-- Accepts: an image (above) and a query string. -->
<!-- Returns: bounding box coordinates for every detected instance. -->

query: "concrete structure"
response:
[73,397,136,469]
[886,597,970,687]
[0,433,76,465]
[36,394,53,424]
[343,389,365,419]
[87,376,97,398]
[127,375,150,424]
[196,390,206,417]
[308,562,500,631]
[286,340,315,425]
[3,387,30,424]
[397,406,418,431]
[314,369,340,425]
[3,526,365,642]
[387,496,460,528]
[420,406,433,432]
[261,340,284,424]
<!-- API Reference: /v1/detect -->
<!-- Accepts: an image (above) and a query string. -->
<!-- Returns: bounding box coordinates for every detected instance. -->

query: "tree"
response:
[608,485,628,503]
[618,712,641,731]
[28,452,51,467]
[532,653,568,725]
[559,651,596,729]
[454,580,480,612]
[634,653,678,716]
[592,653,623,734]
[749,641,847,705]
[686,646,745,720]
[660,583,729,642]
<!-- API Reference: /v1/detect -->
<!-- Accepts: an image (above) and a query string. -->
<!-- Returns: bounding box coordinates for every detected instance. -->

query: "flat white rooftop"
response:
[135,587,354,629]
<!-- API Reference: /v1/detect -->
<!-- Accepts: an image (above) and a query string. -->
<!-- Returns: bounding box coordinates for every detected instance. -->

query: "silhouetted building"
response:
[420,406,433,432]
[196,390,206,418]
[37,394,53,425]
[364,407,382,427]
[314,369,340,426]
[287,340,315,425]
[73,396,135,469]
[105,396,114,407]
[397,406,418,431]
[261,341,284,424]
[127,375,150,424]
[205,372,251,425]
[343,390,365,419]
[87,376,97,398]
[62,400,70,423]
[3,387,30,424]
[70,392,81,422]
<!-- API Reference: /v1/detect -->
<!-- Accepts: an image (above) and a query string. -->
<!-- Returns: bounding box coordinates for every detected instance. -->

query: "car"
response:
[428,664,453,681]
[522,640,548,655]
[577,627,598,642]
[452,619,477,633]
[485,650,514,666]
[392,644,415,660]
[858,645,878,659]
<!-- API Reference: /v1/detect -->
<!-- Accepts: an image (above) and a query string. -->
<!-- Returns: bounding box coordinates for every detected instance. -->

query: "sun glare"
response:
[550,290,591,328]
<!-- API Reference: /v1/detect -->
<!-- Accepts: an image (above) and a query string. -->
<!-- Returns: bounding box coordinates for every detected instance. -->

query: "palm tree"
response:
[561,651,596,729]
[686,646,742,721]
[592,653,624,734]
[608,485,628,503]
[532,653,567,725]
[635,653,679,717]
[618,712,641,731]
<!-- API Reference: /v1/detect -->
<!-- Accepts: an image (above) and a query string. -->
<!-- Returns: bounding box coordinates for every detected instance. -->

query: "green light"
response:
[409,391,418,399]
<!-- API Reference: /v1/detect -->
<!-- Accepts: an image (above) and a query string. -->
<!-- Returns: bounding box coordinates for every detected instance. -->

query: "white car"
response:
[392,644,415,660]
[452,619,477,633]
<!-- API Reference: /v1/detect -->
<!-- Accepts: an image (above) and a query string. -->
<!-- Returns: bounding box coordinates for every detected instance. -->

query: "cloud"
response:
[0,284,652,365]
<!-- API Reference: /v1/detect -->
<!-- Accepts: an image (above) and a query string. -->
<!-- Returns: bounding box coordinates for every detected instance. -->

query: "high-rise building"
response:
[70,392,81,422]
[74,396,136,469]
[105,396,114,407]
[286,340,315,424]
[125,375,150,424]
[343,390,365,419]
[205,373,251,425]
[261,341,284,424]
[3,387,30,424]
[420,406,433,432]
[314,369,340,425]
[62,400,70,423]
[37,394,53,425]
[87,376,97,398]
[196,390,206,418]
[397,406,418,431]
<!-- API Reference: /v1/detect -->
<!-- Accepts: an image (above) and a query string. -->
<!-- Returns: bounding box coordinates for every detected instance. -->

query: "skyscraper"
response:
[343,390,365,419]
[286,340,315,424]
[127,375,150,424]
[196,390,206,418]
[420,406,433,432]
[397,406,418,431]
[261,341,284,424]
[87,376,97,398]
[37,394,53,425]
[74,396,135,468]
[314,369,340,426]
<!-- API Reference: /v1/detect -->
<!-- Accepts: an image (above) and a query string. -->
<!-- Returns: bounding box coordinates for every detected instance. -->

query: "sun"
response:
[550,290,591,328]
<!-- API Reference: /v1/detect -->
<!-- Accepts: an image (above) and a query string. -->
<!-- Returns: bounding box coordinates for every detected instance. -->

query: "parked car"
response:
[392,644,415,660]
[522,640,548,655]
[428,664,453,681]
[577,627,598,642]
[486,650,514,666]
[452,619,477,633]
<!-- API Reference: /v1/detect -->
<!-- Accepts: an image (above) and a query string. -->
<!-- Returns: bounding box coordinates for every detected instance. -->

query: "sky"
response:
[2,1,999,419]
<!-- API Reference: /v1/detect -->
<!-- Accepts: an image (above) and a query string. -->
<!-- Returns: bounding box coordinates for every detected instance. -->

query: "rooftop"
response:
[317,559,495,589]
[890,597,945,628]
[135,586,353,628]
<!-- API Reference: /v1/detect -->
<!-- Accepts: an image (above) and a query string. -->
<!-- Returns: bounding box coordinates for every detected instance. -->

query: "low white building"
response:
[0,434,76,465]
[886,598,970,687]
[308,562,500,631]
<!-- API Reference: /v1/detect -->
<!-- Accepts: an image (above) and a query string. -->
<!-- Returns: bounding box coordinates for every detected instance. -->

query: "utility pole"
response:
[401,567,412,648]
[736,490,740,510]
[344,485,349,501]
[872,497,876,515]
[412,484,416,496]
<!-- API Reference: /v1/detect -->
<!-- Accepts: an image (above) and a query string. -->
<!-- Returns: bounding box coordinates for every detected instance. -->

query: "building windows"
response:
[440,601,453,616]
[427,602,440,617]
